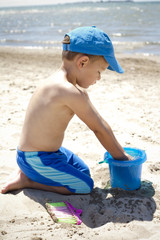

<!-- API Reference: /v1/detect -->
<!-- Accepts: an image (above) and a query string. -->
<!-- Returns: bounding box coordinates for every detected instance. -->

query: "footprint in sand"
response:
[150,163,160,173]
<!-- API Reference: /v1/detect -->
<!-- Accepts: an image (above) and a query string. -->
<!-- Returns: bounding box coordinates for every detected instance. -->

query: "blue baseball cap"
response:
[63,26,124,74]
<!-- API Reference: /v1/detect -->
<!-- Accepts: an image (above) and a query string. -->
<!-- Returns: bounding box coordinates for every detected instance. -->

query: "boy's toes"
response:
[0,185,8,194]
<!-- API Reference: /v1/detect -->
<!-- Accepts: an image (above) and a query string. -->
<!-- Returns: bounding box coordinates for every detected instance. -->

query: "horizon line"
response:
[0,0,159,9]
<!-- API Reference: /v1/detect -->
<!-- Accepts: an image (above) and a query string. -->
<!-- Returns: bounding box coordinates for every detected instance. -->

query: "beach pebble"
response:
[31,238,43,240]
[1,231,7,235]
[9,219,15,223]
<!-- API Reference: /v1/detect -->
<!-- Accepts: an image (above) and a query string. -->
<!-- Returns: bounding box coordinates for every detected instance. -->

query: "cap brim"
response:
[104,56,124,73]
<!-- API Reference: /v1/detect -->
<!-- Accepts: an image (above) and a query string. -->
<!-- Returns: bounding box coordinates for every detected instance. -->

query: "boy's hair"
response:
[62,35,103,62]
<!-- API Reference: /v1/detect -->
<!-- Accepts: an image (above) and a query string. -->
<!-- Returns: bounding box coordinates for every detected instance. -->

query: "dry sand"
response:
[0,47,160,240]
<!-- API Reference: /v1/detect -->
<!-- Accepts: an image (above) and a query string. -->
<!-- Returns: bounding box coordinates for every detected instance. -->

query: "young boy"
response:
[1,26,131,195]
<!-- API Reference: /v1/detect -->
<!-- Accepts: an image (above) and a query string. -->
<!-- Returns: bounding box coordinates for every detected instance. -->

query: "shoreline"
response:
[1,45,160,59]
[0,46,160,240]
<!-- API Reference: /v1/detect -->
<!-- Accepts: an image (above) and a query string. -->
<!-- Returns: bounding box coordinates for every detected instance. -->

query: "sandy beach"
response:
[0,47,160,240]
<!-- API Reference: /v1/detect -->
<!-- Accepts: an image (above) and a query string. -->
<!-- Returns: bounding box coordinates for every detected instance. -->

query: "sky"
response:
[0,0,159,8]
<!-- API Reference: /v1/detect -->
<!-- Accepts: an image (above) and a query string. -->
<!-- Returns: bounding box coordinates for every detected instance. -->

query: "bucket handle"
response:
[99,159,108,164]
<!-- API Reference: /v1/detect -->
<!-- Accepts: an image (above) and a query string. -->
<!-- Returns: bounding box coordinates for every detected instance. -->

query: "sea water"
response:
[0,1,160,55]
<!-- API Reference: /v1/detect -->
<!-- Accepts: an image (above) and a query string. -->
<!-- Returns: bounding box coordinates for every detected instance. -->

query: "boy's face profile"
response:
[76,55,109,89]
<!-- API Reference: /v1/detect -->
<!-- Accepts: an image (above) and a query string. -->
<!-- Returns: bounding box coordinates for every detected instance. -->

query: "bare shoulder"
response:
[36,75,89,111]
[57,81,91,113]
[64,83,89,102]
[45,76,89,104]
[60,82,90,108]
[38,73,101,131]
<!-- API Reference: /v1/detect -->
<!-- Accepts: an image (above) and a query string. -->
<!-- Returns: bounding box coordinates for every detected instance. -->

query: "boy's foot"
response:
[0,169,32,194]
[0,169,73,195]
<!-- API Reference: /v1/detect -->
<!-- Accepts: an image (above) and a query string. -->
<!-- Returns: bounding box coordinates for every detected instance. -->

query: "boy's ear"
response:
[77,55,89,69]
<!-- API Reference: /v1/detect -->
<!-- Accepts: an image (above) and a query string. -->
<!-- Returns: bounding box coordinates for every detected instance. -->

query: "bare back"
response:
[19,71,79,151]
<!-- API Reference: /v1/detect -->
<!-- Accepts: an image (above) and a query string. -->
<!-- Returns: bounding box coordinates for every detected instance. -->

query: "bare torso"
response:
[19,71,76,152]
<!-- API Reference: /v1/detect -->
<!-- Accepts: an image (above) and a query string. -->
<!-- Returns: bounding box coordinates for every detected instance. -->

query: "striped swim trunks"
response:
[17,146,94,194]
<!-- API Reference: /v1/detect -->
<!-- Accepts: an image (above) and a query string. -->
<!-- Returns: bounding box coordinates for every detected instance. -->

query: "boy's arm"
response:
[65,88,129,160]
[92,118,129,160]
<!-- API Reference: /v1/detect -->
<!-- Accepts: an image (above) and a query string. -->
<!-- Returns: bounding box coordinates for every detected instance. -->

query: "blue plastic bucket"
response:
[100,147,147,191]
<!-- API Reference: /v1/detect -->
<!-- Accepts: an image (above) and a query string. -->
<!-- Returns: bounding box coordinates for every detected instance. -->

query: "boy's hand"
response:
[120,153,134,161]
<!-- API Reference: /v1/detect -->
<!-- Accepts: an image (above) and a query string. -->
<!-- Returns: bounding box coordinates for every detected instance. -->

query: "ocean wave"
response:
[112,33,123,37]
[130,6,144,12]
[113,41,160,47]
[0,5,107,15]
[113,41,160,55]
[57,6,109,14]
[0,9,45,15]
[0,7,108,17]
[0,39,61,46]
[1,38,159,48]
[3,29,26,34]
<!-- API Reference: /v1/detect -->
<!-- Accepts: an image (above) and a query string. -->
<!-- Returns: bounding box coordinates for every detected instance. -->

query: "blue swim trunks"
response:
[17,146,94,194]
